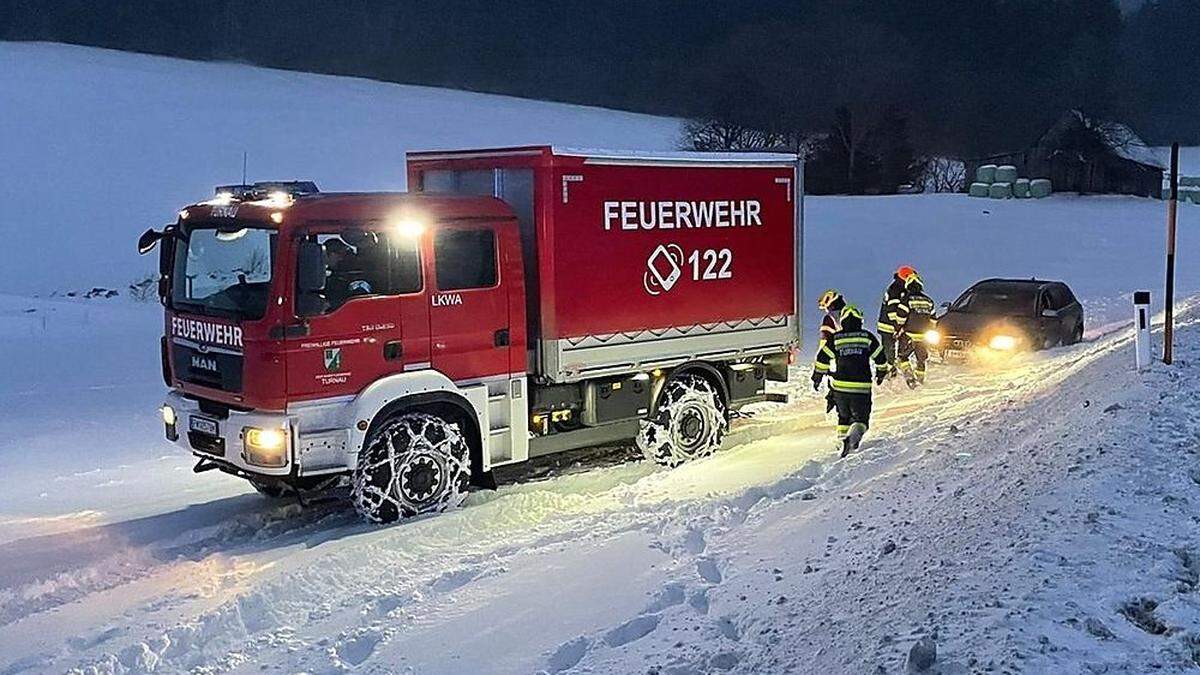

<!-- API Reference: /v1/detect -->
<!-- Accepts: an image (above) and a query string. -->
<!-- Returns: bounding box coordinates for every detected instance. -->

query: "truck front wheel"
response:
[352,412,471,524]
[637,374,728,467]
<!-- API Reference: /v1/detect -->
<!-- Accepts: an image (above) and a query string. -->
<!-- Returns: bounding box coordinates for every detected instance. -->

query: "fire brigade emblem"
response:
[323,347,342,372]
[643,243,684,296]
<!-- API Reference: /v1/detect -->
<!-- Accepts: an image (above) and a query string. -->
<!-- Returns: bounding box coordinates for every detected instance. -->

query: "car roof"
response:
[970,278,1064,293]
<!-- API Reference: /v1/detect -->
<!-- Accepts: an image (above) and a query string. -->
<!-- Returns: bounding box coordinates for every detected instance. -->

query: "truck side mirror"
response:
[297,240,327,293]
[137,228,162,255]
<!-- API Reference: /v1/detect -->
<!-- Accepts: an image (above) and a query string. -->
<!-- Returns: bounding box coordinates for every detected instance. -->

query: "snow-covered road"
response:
[2,295,1197,673]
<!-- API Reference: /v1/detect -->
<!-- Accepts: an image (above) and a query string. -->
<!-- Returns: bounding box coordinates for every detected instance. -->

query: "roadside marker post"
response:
[1134,291,1151,372]
[1164,142,1179,365]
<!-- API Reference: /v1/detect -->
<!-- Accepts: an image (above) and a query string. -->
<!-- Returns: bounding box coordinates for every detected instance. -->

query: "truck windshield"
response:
[951,287,1036,316]
[171,224,275,320]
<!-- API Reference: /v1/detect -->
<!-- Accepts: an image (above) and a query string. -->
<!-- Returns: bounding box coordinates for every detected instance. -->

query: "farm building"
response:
[966,110,1164,198]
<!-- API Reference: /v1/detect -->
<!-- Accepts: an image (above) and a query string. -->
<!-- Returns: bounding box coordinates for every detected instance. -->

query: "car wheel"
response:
[1066,322,1084,345]
[352,412,471,524]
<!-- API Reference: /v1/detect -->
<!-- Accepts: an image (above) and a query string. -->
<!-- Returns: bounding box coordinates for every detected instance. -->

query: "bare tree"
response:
[684,119,789,151]
[919,157,967,193]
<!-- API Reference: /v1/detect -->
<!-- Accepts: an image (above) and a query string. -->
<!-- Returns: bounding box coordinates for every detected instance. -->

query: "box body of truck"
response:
[407,146,801,384]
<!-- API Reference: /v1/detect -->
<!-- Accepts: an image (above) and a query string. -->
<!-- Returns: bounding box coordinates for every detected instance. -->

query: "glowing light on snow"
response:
[989,334,1017,351]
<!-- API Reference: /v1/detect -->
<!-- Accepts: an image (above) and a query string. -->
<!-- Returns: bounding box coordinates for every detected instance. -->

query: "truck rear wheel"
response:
[637,374,727,467]
[352,412,471,524]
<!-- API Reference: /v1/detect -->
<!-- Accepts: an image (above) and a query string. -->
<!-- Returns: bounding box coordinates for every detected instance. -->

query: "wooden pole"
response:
[1164,142,1179,364]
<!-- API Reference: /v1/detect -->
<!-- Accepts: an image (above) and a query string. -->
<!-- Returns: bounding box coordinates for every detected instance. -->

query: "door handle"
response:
[494,329,510,347]
[268,321,309,339]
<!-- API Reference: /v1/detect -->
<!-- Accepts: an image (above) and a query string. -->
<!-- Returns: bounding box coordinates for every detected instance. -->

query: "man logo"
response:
[324,347,342,372]
[190,355,218,372]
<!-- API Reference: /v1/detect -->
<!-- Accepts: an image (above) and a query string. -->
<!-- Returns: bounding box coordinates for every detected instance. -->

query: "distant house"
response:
[967,110,1164,198]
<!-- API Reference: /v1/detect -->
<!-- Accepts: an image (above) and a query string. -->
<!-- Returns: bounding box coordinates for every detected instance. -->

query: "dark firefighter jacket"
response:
[877,277,907,334]
[896,292,937,337]
[813,327,890,393]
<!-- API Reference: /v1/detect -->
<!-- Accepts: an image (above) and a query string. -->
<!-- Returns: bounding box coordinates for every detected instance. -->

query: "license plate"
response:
[189,415,219,436]
[943,349,967,360]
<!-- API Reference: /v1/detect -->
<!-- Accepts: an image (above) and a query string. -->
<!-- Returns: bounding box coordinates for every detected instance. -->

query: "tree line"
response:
[3,0,1195,192]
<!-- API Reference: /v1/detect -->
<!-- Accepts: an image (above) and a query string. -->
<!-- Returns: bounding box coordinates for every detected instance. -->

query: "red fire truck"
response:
[139,146,802,522]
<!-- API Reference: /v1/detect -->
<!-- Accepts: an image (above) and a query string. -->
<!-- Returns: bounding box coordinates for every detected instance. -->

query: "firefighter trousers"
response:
[896,335,928,380]
[833,391,873,439]
[879,330,898,368]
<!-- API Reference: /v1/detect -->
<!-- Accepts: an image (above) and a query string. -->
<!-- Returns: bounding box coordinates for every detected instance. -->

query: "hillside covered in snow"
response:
[0,42,683,295]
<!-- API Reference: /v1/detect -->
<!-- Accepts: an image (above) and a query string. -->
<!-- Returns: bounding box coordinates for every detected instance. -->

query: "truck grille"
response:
[172,342,243,392]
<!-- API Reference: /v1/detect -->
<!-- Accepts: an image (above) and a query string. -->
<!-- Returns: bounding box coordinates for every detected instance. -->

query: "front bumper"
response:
[163,392,294,477]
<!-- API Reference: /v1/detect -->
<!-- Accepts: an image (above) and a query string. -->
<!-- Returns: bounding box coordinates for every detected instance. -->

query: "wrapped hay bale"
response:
[968,182,990,197]
[994,165,1019,184]
[1030,178,1052,198]
[976,164,998,184]
[1013,178,1031,198]
[989,182,1012,199]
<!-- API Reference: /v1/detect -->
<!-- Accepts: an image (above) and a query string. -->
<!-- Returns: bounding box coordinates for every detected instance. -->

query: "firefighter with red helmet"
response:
[812,305,890,457]
[877,265,917,374]
[894,273,937,388]
[816,289,846,413]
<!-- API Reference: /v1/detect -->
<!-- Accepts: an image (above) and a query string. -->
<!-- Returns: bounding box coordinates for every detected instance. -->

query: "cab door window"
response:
[434,229,498,290]
[297,227,422,316]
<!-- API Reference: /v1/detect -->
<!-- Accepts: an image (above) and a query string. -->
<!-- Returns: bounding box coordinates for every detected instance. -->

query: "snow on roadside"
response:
[562,301,1200,675]
[1,295,1196,672]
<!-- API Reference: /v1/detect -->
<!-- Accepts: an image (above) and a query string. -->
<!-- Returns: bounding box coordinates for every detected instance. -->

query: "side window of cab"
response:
[296,225,422,317]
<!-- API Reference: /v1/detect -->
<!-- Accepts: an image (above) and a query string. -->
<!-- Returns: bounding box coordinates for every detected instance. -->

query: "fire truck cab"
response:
[141,147,801,523]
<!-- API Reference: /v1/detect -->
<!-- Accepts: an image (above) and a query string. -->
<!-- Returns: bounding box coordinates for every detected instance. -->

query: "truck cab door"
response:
[428,223,512,382]
[286,225,429,401]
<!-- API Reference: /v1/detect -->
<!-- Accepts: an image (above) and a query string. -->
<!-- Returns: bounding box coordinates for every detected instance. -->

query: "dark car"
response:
[932,278,1085,359]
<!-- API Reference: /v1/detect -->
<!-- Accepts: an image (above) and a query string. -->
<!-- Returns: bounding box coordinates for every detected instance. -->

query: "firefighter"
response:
[877,265,917,374]
[812,305,890,457]
[816,289,846,413]
[894,273,937,388]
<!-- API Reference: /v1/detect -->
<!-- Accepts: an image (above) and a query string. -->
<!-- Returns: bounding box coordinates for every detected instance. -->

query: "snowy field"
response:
[2,42,1200,674]
[0,42,683,296]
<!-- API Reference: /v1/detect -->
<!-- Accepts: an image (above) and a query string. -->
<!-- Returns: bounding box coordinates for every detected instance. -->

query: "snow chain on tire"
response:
[352,412,471,523]
[637,374,728,467]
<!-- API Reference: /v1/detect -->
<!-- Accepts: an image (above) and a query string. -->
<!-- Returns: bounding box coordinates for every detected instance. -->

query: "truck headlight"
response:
[243,427,288,467]
[989,334,1018,351]
[923,330,941,346]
